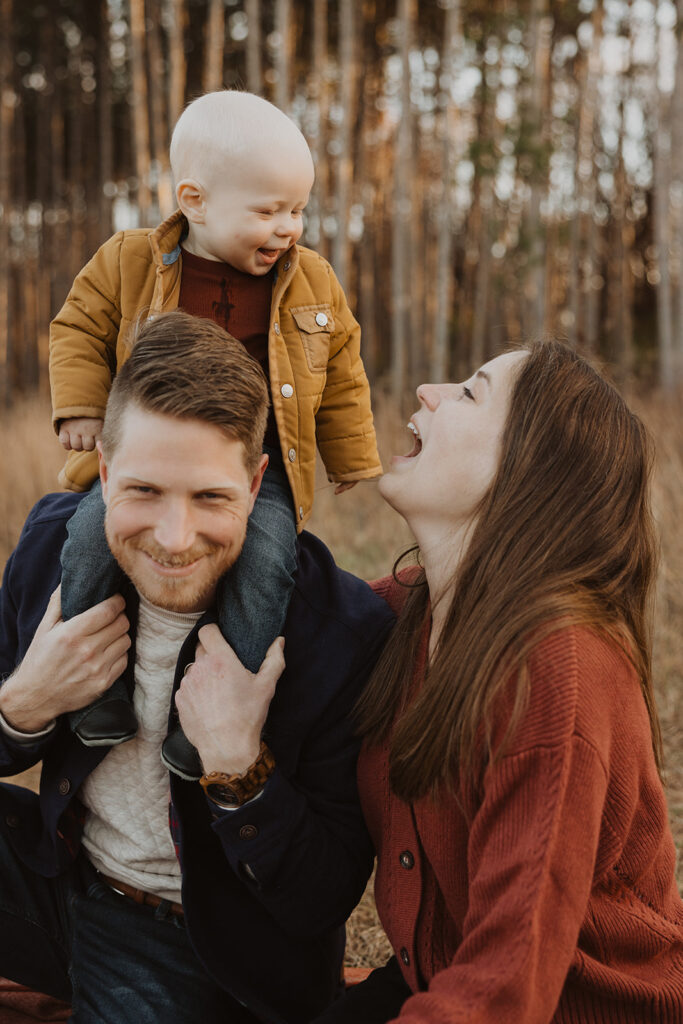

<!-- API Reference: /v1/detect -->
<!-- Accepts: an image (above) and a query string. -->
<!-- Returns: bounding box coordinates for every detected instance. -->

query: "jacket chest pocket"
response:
[290,305,334,373]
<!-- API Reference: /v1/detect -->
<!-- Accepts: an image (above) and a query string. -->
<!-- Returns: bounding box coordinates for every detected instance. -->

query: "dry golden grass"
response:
[0,391,680,969]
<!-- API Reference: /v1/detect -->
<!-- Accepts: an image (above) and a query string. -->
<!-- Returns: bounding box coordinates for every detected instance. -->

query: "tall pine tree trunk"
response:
[130,0,152,224]
[203,0,225,93]
[390,0,414,402]
[432,0,461,381]
[245,0,262,93]
[331,0,356,288]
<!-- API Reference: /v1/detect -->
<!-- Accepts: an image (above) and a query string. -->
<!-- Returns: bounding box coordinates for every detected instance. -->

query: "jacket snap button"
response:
[239,824,258,841]
[315,312,328,327]
[281,384,293,398]
[400,947,410,966]
[399,850,414,869]
[283,261,291,271]
[298,506,304,520]
[58,778,71,796]
[5,814,19,829]
[273,323,280,335]
[288,448,296,462]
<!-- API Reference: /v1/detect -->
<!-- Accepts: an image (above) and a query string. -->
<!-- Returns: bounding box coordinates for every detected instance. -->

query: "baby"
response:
[49,90,382,780]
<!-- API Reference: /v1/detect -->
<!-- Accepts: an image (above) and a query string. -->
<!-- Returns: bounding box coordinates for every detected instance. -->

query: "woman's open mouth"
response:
[405,420,422,457]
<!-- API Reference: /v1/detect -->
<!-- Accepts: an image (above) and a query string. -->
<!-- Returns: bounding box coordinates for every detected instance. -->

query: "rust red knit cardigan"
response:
[361,576,683,1023]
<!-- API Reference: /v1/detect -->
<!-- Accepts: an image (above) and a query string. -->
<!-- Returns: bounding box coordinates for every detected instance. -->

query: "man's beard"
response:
[105,526,241,613]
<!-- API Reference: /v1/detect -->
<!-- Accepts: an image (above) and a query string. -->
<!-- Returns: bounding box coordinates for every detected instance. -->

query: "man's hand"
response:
[58,417,104,451]
[0,587,130,733]
[175,626,285,776]
[334,481,358,495]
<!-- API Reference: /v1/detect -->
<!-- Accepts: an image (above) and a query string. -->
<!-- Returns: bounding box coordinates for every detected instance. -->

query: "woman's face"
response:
[379,350,527,534]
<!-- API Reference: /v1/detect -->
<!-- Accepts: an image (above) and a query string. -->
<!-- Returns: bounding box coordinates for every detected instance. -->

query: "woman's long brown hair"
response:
[357,340,660,802]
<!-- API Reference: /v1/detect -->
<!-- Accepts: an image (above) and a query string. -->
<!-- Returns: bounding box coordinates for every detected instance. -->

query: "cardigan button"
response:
[57,778,71,796]
[399,849,414,870]
[399,947,410,967]
[239,824,258,841]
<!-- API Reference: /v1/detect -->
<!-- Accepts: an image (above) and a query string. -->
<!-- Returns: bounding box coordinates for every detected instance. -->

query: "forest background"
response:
[0,0,681,967]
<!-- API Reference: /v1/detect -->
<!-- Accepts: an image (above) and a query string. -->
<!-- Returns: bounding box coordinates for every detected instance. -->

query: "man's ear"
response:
[97,440,109,502]
[248,453,269,514]
[176,179,206,223]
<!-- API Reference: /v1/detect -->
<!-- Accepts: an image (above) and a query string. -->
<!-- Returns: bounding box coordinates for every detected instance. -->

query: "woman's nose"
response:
[416,383,442,410]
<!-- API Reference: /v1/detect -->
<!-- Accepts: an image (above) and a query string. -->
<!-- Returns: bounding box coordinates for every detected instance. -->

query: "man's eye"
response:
[130,486,155,495]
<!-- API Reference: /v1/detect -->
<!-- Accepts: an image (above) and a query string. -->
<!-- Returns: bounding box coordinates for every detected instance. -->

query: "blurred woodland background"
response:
[3,0,683,395]
[0,0,681,965]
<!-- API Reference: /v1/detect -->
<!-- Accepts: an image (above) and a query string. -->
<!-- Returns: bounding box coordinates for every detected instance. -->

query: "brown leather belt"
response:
[100,873,184,918]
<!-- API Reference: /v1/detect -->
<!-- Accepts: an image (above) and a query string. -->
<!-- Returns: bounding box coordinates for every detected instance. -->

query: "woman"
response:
[320,340,683,1022]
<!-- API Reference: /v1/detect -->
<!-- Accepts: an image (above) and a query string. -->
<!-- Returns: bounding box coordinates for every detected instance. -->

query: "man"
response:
[0,312,394,1024]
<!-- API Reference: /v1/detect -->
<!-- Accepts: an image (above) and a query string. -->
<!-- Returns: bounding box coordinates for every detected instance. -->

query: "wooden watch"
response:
[199,741,275,808]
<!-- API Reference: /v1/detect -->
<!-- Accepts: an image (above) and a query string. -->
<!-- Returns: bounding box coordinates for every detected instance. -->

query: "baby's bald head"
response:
[170,90,313,192]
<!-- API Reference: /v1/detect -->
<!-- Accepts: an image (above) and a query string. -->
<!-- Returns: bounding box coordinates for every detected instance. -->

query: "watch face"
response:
[206,784,240,806]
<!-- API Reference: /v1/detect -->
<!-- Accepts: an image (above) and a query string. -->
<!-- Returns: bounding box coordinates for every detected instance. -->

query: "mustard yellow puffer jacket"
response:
[49,211,382,529]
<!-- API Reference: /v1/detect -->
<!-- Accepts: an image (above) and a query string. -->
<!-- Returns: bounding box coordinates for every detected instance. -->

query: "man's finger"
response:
[36,586,64,634]
[256,637,285,688]
[66,593,128,637]
[196,623,238,658]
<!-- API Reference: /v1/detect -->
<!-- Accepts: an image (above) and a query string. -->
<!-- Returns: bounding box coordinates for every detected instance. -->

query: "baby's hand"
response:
[59,417,104,452]
[334,481,358,495]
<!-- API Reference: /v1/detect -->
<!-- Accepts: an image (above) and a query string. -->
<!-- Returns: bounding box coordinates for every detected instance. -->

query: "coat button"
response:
[315,311,328,327]
[288,448,296,462]
[400,947,410,966]
[399,850,414,869]
[281,384,293,398]
[239,824,258,841]
[273,323,280,335]
[298,506,304,520]
[57,778,71,796]
[5,814,19,829]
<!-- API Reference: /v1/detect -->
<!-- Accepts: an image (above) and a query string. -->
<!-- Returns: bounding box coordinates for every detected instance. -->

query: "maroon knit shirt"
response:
[362,575,683,1023]
[179,248,279,450]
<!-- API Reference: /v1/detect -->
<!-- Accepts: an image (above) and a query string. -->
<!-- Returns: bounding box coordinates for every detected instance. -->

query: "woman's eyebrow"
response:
[475,369,491,386]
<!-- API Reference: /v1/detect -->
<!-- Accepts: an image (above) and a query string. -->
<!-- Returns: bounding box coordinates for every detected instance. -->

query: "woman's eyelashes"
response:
[462,385,475,401]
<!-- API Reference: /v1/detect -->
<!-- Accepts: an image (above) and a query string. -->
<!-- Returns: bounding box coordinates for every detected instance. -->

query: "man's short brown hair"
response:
[101,311,269,474]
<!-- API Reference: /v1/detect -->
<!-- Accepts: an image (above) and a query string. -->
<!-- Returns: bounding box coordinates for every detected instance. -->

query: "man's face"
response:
[99,406,267,613]
[181,153,314,275]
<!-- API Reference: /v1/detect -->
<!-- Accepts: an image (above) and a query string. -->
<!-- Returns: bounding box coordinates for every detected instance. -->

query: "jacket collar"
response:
[148,209,188,269]
[147,209,301,283]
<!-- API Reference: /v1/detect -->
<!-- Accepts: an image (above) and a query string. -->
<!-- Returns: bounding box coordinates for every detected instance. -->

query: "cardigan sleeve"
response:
[395,734,609,1023]
[390,630,623,1024]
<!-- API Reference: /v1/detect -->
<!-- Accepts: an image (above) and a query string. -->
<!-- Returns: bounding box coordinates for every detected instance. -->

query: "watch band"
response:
[199,740,275,808]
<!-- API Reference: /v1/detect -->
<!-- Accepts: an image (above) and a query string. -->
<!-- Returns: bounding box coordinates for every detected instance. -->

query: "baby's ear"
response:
[176,179,205,222]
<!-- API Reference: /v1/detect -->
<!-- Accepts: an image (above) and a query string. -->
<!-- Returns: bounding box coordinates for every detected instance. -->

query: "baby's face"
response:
[186,156,314,274]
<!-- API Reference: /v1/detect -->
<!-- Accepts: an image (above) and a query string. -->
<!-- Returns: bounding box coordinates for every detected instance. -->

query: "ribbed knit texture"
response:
[362,575,683,1023]
[81,597,201,901]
